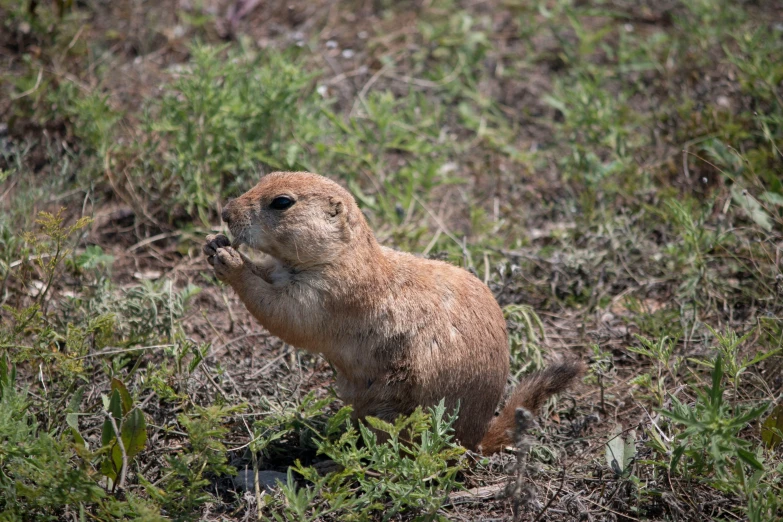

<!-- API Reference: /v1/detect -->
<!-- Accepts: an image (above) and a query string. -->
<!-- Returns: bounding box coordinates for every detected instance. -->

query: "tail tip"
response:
[546,357,587,391]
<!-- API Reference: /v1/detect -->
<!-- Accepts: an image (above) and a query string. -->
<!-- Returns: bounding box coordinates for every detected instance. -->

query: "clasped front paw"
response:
[204,234,243,282]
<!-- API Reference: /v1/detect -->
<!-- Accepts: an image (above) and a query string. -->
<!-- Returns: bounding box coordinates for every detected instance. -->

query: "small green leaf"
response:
[736,448,764,471]
[0,354,16,392]
[111,378,133,415]
[100,459,117,481]
[542,95,567,115]
[70,427,86,449]
[761,403,783,449]
[121,408,147,459]
[671,445,685,473]
[67,413,86,449]
[108,388,123,423]
[285,144,299,168]
[731,186,773,231]
[102,389,123,447]
[326,406,353,437]
[605,424,635,475]
[744,347,782,368]
[647,426,669,454]
[101,417,115,448]
[66,412,79,430]
[734,402,770,427]
[760,191,783,207]
[67,386,85,412]
[623,430,637,471]
[365,416,395,434]
[108,440,123,473]
[710,355,724,407]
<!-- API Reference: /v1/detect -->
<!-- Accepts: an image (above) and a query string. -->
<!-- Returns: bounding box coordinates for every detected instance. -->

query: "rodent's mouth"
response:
[228,228,262,253]
[227,224,276,258]
[226,225,249,249]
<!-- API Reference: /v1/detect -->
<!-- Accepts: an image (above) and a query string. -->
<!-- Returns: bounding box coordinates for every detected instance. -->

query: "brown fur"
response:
[479,359,586,453]
[204,172,583,452]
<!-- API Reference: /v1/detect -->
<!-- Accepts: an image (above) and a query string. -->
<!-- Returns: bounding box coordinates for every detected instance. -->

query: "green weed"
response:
[504,304,546,378]
[272,400,465,521]
[659,355,776,521]
[143,404,240,519]
[142,42,322,223]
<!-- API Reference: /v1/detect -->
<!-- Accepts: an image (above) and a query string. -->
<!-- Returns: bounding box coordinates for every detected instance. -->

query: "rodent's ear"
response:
[328,197,343,218]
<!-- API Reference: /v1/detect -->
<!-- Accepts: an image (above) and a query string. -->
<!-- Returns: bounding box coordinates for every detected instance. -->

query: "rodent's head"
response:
[222,172,371,268]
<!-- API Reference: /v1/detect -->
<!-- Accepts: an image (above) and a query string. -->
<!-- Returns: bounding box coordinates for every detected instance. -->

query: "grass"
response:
[1,0,782,519]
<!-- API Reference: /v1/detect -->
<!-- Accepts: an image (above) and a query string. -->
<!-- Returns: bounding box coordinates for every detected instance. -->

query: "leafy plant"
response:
[504,304,546,378]
[628,334,682,407]
[94,379,148,491]
[21,208,92,313]
[252,391,337,457]
[658,356,777,521]
[0,380,106,520]
[142,404,241,519]
[142,43,323,223]
[272,400,466,521]
[79,280,201,346]
[691,326,782,393]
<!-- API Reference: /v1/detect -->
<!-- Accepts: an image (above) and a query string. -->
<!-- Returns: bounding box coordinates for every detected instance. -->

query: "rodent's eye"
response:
[269,196,295,210]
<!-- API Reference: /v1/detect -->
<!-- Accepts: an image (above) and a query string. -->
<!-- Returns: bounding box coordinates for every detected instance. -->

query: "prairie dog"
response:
[203,172,583,452]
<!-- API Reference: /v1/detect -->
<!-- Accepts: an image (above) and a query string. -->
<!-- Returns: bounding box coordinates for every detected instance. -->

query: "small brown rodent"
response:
[204,171,583,452]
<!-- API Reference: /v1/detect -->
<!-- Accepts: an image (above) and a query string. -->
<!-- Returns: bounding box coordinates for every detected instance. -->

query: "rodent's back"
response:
[346,248,509,449]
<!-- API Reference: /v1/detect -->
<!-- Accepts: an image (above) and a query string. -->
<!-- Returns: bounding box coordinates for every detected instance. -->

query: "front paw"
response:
[206,244,244,282]
[203,234,231,257]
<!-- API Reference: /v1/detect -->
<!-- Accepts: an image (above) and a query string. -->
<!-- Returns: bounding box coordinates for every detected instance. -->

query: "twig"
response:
[413,195,472,265]
[38,364,47,395]
[579,495,642,521]
[533,464,567,522]
[202,366,230,401]
[682,150,730,177]
[103,411,128,491]
[350,62,392,118]
[634,400,672,444]
[11,68,43,100]
[59,23,85,62]
[447,483,505,502]
[76,344,175,360]
[248,347,291,379]
[380,54,464,88]
[213,333,266,354]
[252,444,264,520]
[240,415,265,518]
[128,232,180,252]
[221,292,237,334]
[0,176,19,202]
[421,229,442,256]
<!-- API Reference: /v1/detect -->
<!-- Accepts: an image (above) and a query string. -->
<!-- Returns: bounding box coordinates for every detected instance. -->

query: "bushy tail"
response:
[479,359,585,454]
